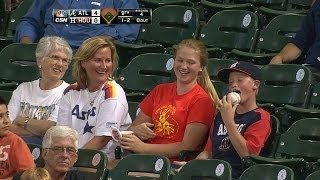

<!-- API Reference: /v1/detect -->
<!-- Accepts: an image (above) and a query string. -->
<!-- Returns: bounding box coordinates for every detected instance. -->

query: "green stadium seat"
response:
[257,64,314,129]
[0,90,13,104]
[0,43,37,65]
[27,143,45,167]
[0,0,9,37]
[199,10,259,58]
[305,170,320,180]
[212,80,229,99]
[138,0,193,9]
[286,0,312,13]
[280,82,320,130]
[239,164,294,180]
[5,0,34,37]
[307,82,320,109]
[0,0,34,50]
[200,0,255,22]
[116,5,200,69]
[108,154,171,179]
[206,59,237,98]
[75,149,107,180]
[63,59,75,84]
[140,5,200,44]
[128,101,140,120]
[259,115,281,158]
[207,58,237,81]
[258,0,312,19]
[0,43,74,86]
[231,14,305,65]
[275,117,320,162]
[0,43,39,90]
[257,0,310,27]
[118,53,175,102]
[172,159,232,180]
[238,0,286,11]
[258,64,313,107]
[242,118,320,180]
[242,155,306,180]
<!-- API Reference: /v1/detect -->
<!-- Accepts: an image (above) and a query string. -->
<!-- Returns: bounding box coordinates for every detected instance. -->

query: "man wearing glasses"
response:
[14,126,81,180]
[42,126,79,180]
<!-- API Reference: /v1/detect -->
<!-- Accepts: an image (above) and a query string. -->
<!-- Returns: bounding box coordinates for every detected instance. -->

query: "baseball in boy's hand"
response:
[228,92,241,105]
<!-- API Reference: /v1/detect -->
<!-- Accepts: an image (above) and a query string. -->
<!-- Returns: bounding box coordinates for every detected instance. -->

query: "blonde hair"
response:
[174,39,219,104]
[20,167,51,180]
[72,36,118,88]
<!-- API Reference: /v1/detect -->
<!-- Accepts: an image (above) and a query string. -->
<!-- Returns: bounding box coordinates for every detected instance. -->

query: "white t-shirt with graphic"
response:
[8,79,69,122]
[57,80,132,159]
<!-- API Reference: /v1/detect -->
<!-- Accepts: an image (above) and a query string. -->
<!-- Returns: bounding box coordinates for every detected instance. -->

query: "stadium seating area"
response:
[1,0,320,179]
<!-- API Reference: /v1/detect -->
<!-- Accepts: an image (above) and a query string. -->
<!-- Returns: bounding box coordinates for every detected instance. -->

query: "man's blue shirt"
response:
[14,0,140,49]
[289,0,320,69]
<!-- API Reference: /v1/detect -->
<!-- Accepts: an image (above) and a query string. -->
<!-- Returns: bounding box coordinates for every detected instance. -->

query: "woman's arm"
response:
[121,122,210,158]
[13,116,55,136]
[128,111,155,140]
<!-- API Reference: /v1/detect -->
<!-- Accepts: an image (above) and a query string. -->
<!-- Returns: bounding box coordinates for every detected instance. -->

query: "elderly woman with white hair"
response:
[8,36,72,145]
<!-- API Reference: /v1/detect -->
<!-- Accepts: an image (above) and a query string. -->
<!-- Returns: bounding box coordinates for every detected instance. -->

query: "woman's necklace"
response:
[88,90,100,106]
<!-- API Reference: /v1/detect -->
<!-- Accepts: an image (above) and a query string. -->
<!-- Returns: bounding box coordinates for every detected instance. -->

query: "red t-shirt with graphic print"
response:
[140,82,215,158]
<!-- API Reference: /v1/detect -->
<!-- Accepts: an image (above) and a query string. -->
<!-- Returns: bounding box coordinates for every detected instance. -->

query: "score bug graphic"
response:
[52,8,151,24]
[100,8,118,25]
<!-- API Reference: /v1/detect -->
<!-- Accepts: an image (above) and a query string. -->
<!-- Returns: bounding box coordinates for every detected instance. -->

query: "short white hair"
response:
[42,126,78,149]
[35,36,73,63]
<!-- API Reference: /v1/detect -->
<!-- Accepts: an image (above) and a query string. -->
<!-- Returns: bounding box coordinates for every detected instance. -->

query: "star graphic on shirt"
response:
[83,122,94,134]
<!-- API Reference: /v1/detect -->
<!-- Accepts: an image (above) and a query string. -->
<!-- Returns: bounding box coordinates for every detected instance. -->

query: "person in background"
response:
[119,39,219,161]
[14,0,140,49]
[20,167,51,180]
[8,36,72,145]
[14,126,82,180]
[174,61,271,179]
[269,0,320,71]
[57,36,131,161]
[0,96,35,179]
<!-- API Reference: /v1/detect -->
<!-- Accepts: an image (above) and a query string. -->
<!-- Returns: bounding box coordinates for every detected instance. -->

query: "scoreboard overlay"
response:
[53,8,152,24]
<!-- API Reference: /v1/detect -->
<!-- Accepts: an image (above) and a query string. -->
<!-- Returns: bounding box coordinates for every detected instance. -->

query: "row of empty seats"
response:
[116,6,306,68]
[138,0,312,23]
